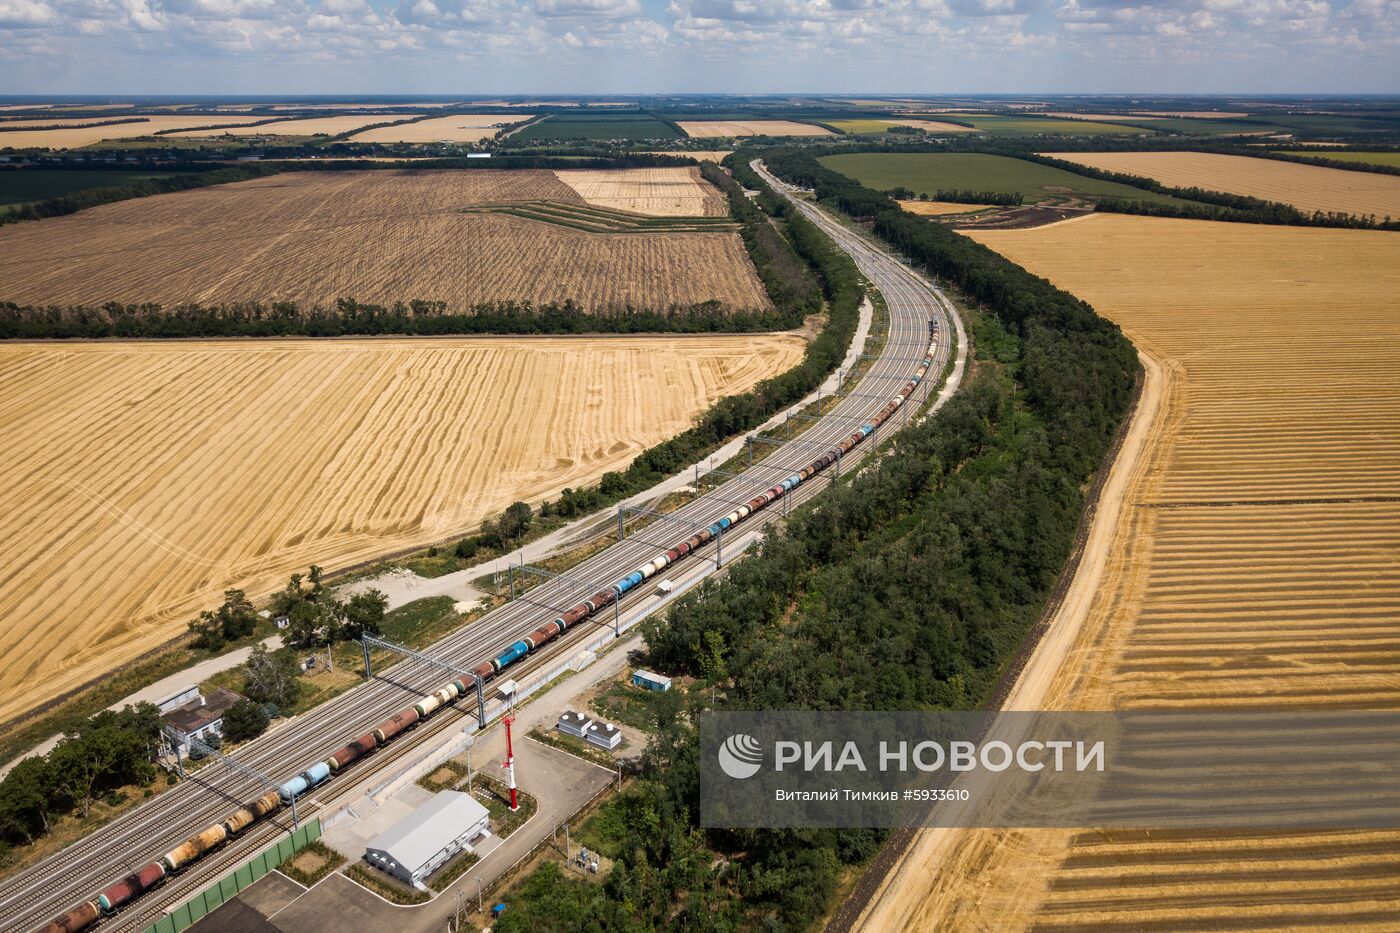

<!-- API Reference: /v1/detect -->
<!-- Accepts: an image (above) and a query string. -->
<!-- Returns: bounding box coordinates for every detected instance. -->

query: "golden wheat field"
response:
[1051,150,1400,218]
[864,215,1400,932]
[0,169,769,311]
[0,333,805,722]
[897,199,988,216]
[348,114,533,143]
[553,166,726,216]
[639,150,733,163]
[677,120,834,138]
[167,114,418,138]
[0,115,275,149]
[1044,112,1160,121]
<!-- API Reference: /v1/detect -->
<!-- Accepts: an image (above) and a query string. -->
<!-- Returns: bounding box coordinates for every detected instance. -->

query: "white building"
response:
[557,710,592,738]
[364,791,490,889]
[585,721,622,750]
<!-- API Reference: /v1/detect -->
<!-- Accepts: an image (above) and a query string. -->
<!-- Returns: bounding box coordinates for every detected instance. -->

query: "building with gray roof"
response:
[363,790,490,888]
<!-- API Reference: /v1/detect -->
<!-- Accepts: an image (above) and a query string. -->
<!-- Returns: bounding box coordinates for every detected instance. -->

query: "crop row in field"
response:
[0,334,806,723]
[0,168,770,312]
[553,166,726,216]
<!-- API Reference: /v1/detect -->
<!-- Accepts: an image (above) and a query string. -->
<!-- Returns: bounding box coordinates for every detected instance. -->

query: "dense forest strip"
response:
[0,300,806,341]
[489,153,1137,930]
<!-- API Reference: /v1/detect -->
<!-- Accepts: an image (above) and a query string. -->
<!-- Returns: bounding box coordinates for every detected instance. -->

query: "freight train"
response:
[35,335,938,933]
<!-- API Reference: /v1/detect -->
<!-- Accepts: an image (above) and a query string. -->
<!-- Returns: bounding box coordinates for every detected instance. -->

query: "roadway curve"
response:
[0,164,966,933]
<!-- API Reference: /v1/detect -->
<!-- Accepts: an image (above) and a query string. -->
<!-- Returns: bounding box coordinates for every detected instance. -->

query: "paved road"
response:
[0,169,963,933]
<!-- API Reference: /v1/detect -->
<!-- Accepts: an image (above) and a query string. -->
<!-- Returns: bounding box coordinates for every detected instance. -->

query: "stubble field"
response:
[677,120,834,138]
[553,166,726,216]
[347,114,534,143]
[1051,150,1400,218]
[863,214,1400,931]
[168,114,418,138]
[0,333,806,723]
[0,115,276,149]
[0,168,770,311]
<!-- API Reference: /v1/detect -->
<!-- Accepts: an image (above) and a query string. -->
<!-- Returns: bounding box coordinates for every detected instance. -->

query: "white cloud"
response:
[0,0,58,27]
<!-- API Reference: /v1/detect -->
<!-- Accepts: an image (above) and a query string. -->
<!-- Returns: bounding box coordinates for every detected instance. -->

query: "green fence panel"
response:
[141,818,322,933]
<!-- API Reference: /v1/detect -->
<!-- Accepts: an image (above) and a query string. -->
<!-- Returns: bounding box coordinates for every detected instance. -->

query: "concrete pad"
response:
[237,871,306,918]
[189,898,280,933]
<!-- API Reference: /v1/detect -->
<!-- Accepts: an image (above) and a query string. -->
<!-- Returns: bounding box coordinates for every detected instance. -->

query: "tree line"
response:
[884,186,1022,206]
[493,149,1139,929]
[0,298,807,341]
[0,705,162,857]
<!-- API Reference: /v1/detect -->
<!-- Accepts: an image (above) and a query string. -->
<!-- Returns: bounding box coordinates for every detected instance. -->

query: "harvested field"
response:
[0,116,139,128]
[1132,110,1249,118]
[1044,112,1160,121]
[826,118,977,134]
[0,333,806,722]
[168,115,418,138]
[861,214,1400,932]
[677,120,834,138]
[348,114,534,143]
[1051,150,1400,218]
[553,167,726,216]
[639,150,732,162]
[0,116,274,149]
[897,200,989,216]
[268,102,464,110]
[909,113,1149,135]
[0,169,769,311]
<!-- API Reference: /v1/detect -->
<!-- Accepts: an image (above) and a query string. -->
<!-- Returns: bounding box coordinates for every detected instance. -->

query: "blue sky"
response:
[0,0,1396,95]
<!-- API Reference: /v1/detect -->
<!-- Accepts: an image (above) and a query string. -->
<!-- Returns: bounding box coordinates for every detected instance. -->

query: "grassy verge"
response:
[526,728,622,770]
[279,840,346,887]
[472,778,538,840]
[201,596,462,720]
[427,849,481,893]
[345,863,431,904]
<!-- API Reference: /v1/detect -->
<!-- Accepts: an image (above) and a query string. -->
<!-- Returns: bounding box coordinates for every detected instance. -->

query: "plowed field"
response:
[0,169,769,311]
[0,333,806,722]
[860,215,1400,931]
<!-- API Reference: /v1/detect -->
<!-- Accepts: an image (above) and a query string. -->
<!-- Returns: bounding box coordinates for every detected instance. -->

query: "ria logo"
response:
[718,733,764,779]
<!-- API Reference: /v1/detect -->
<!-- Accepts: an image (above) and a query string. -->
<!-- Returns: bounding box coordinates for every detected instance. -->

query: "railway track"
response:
[1,169,965,933]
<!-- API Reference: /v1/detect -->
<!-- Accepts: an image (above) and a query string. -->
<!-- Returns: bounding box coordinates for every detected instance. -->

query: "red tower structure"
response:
[503,712,519,811]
